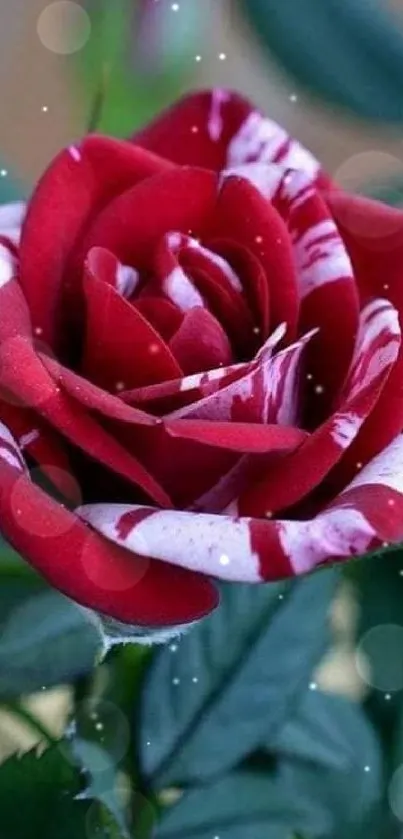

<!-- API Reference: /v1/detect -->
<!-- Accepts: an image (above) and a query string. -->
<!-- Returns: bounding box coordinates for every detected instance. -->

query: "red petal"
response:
[19,136,170,348]
[0,456,217,626]
[165,420,307,453]
[82,260,182,391]
[209,175,299,339]
[326,190,403,468]
[0,337,171,507]
[78,432,403,585]
[238,299,401,517]
[81,167,218,271]
[169,307,233,374]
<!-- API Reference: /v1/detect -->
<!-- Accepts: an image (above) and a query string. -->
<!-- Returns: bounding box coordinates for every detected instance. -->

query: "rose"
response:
[0,89,403,639]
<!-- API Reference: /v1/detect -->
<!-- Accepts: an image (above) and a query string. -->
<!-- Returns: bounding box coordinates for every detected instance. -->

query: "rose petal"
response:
[326,190,403,470]
[0,425,217,625]
[81,167,218,272]
[0,337,171,507]
[209,174,299,339]
[167,329,314,425]
[82,260,182,391]
[169,307,233,374]
[238,298,401,517]
[78,432,403,585]
[164,420,307,453]
[19,137,170,348]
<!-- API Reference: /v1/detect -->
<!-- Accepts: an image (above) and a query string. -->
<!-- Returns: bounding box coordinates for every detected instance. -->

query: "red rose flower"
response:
[0,89,403,637]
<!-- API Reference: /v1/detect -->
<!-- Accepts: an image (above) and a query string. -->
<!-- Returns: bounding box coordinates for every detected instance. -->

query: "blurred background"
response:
[3,2,403,837]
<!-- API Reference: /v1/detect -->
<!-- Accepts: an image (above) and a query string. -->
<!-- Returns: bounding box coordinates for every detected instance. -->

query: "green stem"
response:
[2,700,59,747]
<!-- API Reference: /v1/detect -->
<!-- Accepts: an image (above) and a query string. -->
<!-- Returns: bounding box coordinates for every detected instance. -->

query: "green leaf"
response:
[140,569,338,786]
[0,745,124,839]
[156,750,381,839]
[271,689,380,774]
[240,0,403,122]
[0,576,102,697]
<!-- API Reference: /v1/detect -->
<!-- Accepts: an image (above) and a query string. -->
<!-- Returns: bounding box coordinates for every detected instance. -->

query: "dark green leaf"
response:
[156,747,381,839]
[0,576,102,696]
[140,569,338,786]
[0,745,123,839]
[271,689,380,774]
[240,0,403,122]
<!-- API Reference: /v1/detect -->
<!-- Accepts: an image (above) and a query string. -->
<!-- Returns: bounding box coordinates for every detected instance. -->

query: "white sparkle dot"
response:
[364,765,371,772]
[265,510,272,518]
[218,52,227,61]
[307,373,313,380]
[399,570,403,576]
[146,740,151,746]
[41,105,49,112]
[309,682,317,691]
[95,722,103,731]
[191,125,199,134]
[0,169,7,178]
[383,283,390,290]
[192,677,199,683]
[289,94,298,103]
[195,54,202,62]
[388,498,396,507]
[219,554,230,566]
[171,2,179,10]
[34,327,43,335]
[149,343,160,355]
[255,235,263,244]
[382,541,390,548]
[356,462,363,470]
[253,326,260,335]
[278,594,284,600]
[173,677,180,685]
[169,643,178,652]
[314,385,324,394]
[115,381,125,392]
[385,693,392,701]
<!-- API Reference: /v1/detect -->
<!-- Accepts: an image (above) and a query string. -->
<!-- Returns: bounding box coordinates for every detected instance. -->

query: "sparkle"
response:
[0,169,7,178]
[218,52,227,61]
[191,125,199,134]
[278,594,284,600]
[255,235,263,244]
[115,381,125,392]
[388,498,396,507]
[356,462,363,470]
[192,677,199,683]
[171,2,179,9]
[195,54,202,62]
[172,677,180,685]
[149,343,160,355]
[41,105,49,112]
[253,326,260,335]
[314,384,324,394]
[169,643,178,652]
[364,765,371,773]
[219,554,230,566]
[265,510,272,518]
[385,693,392,701]
[95,722,103,731]
[309,681,317,691]
[383,283,390,290]
[382,541,390,548]
[34,327,43,335]
[289,94,298,102]
[307,373,313,380]
[146,740,151,746]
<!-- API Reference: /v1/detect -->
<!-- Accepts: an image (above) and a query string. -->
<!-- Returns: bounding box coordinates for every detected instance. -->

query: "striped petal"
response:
[78,432,403,585]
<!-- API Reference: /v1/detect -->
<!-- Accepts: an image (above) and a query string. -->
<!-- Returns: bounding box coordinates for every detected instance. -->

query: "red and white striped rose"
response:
[0,89,402,636]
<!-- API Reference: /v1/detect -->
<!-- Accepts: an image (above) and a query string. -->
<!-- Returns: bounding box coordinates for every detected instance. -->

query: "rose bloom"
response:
[0,89,403,638]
